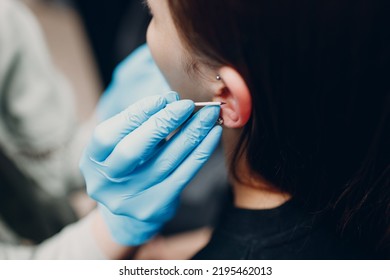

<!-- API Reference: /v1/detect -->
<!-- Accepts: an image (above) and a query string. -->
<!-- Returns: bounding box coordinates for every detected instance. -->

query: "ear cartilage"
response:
[194,102,226,107]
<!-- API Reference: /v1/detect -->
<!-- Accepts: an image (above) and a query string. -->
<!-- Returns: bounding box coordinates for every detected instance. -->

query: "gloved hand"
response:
[80,92,222,246]
[96,44,170,121]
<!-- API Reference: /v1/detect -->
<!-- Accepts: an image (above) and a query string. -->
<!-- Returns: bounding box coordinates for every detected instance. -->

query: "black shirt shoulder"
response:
[192,198,365,260]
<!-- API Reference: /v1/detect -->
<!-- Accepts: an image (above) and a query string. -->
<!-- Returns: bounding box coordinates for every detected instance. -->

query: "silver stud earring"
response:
[216,75,223,125]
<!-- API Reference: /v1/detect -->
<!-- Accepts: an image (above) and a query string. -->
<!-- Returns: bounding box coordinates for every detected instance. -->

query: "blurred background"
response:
[22,0,151,120]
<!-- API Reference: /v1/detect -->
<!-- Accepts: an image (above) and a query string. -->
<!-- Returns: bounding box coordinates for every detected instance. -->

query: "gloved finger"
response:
[119,125,223,220]
[163,125,223,191]
[164,91,181,103]
[132,106,220,188]
[87,92,178,162]
[104,100,195,177]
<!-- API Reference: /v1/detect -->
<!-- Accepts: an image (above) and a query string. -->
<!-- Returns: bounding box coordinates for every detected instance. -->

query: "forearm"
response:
[0,209,134,260]
[33,209,136,260]
[89,210,136,259]
[135,227,212,260]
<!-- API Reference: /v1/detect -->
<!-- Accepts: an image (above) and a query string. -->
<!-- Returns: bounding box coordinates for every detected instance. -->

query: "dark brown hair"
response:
[168,0,390,257]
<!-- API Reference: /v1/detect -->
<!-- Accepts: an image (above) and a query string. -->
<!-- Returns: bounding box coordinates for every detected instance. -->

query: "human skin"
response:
[146,0,291,209]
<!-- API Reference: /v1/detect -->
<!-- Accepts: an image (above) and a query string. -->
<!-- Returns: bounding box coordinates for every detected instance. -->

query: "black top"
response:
[192,197,367,260]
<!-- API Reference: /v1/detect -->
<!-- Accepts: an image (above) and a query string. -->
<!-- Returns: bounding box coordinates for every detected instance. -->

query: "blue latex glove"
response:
[97,44,170,121]
[80,92,223,245]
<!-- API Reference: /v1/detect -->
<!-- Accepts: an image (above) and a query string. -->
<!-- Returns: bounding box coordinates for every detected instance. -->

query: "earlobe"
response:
[214,67,252,128]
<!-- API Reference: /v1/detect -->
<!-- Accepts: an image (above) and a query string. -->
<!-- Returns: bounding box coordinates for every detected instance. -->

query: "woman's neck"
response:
[223,129,291,210]
[232,179,291,209]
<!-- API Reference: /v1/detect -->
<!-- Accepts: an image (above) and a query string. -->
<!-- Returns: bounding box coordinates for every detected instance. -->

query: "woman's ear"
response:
[213,66,252,128]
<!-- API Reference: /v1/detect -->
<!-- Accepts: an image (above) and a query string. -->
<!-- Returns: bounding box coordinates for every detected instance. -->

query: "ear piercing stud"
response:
[215,75,223,125]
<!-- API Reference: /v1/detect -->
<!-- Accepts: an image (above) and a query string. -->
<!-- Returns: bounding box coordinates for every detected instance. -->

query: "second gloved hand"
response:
[80,92,222,246]
[97,44,170,121]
